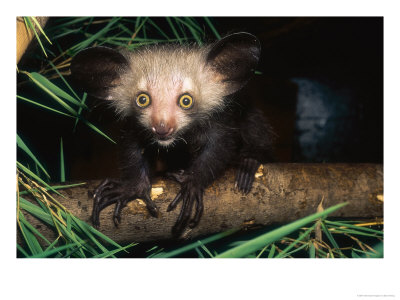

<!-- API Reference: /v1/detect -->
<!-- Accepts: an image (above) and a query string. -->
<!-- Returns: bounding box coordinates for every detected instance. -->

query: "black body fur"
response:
[71,33,274,236]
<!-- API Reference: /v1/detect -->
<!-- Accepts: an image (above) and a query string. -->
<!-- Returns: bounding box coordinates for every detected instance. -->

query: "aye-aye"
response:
[70,32,274,236]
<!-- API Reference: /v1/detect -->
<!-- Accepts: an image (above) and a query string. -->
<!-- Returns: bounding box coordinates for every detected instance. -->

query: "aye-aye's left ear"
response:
[70,46,130,100]
[206,32,261,95]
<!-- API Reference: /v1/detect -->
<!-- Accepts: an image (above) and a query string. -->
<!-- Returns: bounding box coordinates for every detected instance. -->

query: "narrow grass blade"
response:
[18,220,43,255]
[195,247,205,258]
[87,222,125,249]
[282,242,310,258]
[22,72,78,116]
[66,212,72,233]
[166,17,182,44]
[70,216,115,257]
[147,18,171,40]
[48,17,90,31]
[18,182,86,196]
[60,138,65,182]
[215,202,348,258]
[19,197,53,225]
[30,242,80,258]
[19,211,51,245]
[17,243,30,257]
[321,221,345,257]
[48,61,84,104]
[17,162,62,196]
[204,17,221,39]
[324,220,383,235]
[17,134,50,179]
[92,244,136,258]
[176,18,201,45]
[17,95,75,118]
[197,240,214,258]
[44,237,60,252]
[267,244,276,258]
[80,118,116,144]
[153,228,238,258]
[275,225,315,258]
[70,17,121,53]
[24,17,48,57]
[30,17,52,44]
[73,93,87,131]
[28,72,85,108]
[309,242,316,258]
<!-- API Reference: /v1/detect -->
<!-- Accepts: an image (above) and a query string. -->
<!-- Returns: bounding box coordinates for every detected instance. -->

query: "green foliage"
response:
[145,203,383,258]
[17,17,383,259]
[17,17,220,258]
[17,171,135,258]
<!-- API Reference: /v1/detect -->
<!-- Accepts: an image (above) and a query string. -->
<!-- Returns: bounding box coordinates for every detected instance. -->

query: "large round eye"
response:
[136,93,151,108]
[178,94,194,110]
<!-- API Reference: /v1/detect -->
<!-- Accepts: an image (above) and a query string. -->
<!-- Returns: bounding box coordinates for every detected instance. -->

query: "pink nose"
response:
[152,123,174,139]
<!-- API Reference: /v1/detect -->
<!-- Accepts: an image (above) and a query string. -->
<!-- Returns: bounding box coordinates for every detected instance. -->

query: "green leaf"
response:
[18,219,43,255]
[17,95,75,118]
[321,221,345,257]
[24,17,48,58]
[22,71,78,116]
[70,17,122,53]
[17,243,30,257]
[30,17,52,45]
[17,162,62,196]
[204,17,221,39]
[19,197,54,226]
[17,134,50,179]
[324,220,383,235]
[18,182,86,196]
[73,93,87,131]
[80,118,116,144]
[30,242,81,258]
[92,244,136,258]
[19,211,51,245]
[267,244,276,258]
[275,225,315,258]
[48,61,84,105]
[60,138,65,182]
[166,17,182,44]
[215,202,348,258]
[28,72,85,108]
[309,242,316,258]
[153,228,238,258]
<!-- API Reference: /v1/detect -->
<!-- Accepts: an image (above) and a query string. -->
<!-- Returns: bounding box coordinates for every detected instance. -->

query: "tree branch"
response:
[22,163,383,243]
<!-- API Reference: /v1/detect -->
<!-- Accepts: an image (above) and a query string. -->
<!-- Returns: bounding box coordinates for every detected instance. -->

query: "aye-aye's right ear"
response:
[206,32,261,95]
[70,46,129,100]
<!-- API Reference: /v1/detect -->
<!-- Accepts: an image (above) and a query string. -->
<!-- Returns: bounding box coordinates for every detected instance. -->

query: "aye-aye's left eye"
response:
[178,94,194,110]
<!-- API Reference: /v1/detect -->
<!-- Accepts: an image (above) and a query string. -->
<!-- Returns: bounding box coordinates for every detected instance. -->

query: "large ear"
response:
[70,46,129,100]
[206,32,261,95]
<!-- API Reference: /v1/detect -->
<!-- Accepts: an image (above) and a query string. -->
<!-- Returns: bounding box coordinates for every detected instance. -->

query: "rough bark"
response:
[17,17,49,63]
[22,163,383,243]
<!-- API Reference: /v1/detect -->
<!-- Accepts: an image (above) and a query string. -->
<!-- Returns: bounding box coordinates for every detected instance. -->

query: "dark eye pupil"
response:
[139,96,147,104]
[182,97,190,105]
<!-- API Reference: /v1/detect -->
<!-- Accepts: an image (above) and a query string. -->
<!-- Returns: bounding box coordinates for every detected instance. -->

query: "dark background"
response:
[17,17,383,181]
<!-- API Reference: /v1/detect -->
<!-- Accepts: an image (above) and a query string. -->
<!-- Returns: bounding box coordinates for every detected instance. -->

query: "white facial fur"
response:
[107,45,229,146]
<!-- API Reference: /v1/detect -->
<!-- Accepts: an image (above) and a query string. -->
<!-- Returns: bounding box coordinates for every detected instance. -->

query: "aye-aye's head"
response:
[70,32,260,147]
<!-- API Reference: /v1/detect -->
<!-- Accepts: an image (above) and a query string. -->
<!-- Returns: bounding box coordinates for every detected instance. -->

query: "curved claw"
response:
[235,158,260,194]
[90,178,158,228]
[113,200,124,227]
[143,194,159,217]
[167,191,182,212]
[189,194,203,228]
[171,186,204,236]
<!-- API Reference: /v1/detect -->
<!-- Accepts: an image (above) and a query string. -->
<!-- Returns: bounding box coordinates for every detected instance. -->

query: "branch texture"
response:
[23,163,383,243]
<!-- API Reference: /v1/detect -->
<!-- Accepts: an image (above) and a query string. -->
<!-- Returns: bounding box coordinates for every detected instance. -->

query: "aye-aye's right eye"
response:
[136,93,151,108]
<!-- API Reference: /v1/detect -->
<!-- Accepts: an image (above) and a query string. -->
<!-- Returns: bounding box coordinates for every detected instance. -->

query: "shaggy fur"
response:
[70,32,275,235]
